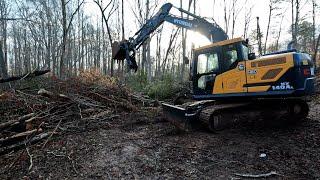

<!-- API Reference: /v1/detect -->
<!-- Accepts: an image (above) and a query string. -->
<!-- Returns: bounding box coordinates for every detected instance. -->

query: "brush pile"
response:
[0,71,154,156]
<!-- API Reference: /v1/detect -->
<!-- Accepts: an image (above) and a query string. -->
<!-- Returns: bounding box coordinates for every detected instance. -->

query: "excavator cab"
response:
[192,38,249,95]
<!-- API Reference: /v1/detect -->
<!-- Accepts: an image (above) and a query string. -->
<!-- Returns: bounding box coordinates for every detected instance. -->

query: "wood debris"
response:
[234,171,281,178]
[0,71,152,156]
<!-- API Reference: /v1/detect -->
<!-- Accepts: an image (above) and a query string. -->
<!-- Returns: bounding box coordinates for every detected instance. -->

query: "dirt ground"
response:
[1,94,320,179]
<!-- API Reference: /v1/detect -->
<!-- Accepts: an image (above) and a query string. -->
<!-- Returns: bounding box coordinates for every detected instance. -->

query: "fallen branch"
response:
[0,69,50,84]
[92,92,136,111]
[42,119,63,149]
[131,94,159,107]
[38,89,70,101]
[234,171,281,178]
[25,146,33,171]
[0,132,50,156]
[0,129,42,147]
[0,113,35,131]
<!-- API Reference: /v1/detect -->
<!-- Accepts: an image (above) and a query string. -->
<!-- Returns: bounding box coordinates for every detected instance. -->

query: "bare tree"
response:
[121,0,125,40]
[275,15,285,51]
[312,0,316,53]
[264,0,275,54]
[256,17,263,55]
[155,25,163,76]
[314,34,320,69]
[162,28,181,73]
[0,0,8,78]
[243,2,253,39]
[180,0,193,81]
[231,0,243,38]
[60,0,84,78]
[212,0,216,19]
[294,0,300,48]
[93,0,118,77]
[130,0,158,78]
[291,0,300,48]
[223,0,230,35]
[291,0,295,43]
[0,41,7,78]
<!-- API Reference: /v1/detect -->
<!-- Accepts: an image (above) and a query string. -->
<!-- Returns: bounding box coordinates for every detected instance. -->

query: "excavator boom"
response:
[111,3,228,71]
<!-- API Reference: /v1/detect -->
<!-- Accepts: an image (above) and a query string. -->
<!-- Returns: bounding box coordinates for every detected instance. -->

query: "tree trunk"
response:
[291,0,294,43]
[231,0,236,38]
[256,17,263,56]
[121,0,125,40]
[223,0,229,34]
[145,0,151,81]
[275,16,284,51]
[60,0,67,78]
[294,0,299,49]
[314,34,320,70]
[180,0,186,80]
[243,2,253,39]
[212,0,216,19]
[0,42,8,78]
[59,0,83,78]
[264,2,273,54]
[312,0,316,54]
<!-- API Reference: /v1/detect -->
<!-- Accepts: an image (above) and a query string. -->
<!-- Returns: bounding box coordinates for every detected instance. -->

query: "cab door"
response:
[193,47,222,95]
[218,43,247,94]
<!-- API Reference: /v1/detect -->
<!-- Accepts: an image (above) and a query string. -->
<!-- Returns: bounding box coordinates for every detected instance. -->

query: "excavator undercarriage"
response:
[163,98,310,131]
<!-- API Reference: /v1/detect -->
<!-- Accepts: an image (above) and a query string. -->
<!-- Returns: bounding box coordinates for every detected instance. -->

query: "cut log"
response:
[0,129,42,147]
[0,132,50,156]
[38,89,70,101]
[0,69,50,84]
[0,113,35,131]
[92,92,137,111]
[131,94,160,107]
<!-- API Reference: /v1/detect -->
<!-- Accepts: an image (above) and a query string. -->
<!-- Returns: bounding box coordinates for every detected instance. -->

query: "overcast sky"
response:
[84,0,318,51]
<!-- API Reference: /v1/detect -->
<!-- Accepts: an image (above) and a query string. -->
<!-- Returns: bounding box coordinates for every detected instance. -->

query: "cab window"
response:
[241,43,249,60]
[223,44,239,69]
[197,53,219,74]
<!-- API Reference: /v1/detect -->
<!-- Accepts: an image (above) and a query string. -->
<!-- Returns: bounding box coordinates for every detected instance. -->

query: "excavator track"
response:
[163,98,310,132]
[199,103,250,131]
[198,99,310,131]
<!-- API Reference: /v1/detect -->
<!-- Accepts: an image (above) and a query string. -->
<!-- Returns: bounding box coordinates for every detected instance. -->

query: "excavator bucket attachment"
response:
[111,40,138,72]
[162,103,198,131]
[112,41,126,61]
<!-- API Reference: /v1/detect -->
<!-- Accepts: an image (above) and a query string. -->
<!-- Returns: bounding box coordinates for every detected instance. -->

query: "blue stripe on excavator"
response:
[193,77,315,100]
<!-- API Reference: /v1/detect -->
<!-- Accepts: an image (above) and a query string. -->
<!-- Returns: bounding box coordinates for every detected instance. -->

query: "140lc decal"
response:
[272,82,294,90]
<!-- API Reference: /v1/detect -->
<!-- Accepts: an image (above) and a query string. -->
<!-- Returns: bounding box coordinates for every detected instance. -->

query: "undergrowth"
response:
[126,71,187,100]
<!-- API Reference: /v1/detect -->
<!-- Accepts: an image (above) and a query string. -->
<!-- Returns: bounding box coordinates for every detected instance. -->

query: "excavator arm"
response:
[112,3,228,71]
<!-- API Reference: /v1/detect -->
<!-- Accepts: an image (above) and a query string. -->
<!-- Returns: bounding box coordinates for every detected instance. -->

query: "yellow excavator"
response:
[112,3,315,131]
